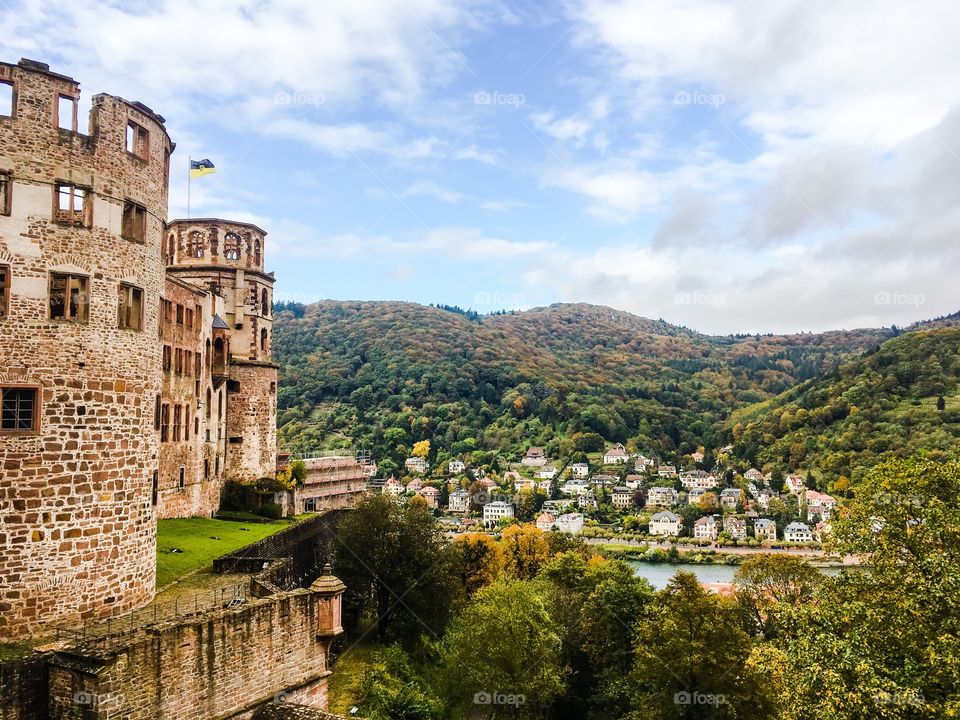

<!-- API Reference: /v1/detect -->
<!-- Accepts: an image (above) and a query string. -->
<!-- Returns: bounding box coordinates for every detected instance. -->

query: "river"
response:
[628,561,843,589]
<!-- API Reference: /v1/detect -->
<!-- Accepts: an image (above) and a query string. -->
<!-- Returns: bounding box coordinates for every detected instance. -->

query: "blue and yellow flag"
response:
[189,159,216,179]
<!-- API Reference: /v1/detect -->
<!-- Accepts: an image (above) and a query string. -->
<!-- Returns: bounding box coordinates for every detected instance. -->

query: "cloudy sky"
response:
[3,0,959,334]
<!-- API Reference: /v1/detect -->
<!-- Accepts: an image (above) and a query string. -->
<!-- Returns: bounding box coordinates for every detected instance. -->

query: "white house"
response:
[680,471,718,490]
[646,487,678,508]
[634,455,655,470]
[448,489,471,513]
[541,499,569,514]
[578,492,598,510]
[404,456,430,474]
[719,488,742,510]
[383,477,405,496]
[603,443,629,464]
[687,488,706,505]
[753,518,777,541]
[784,521,813,543]
[625,474,645,490]
[418,486,440,509]
[723,516,747,540]
[483,501,515,527]
[591,474,617,488]
[657,465,677,478]
[536,464,559,480]
[405,478,423,493]
[744,468,765,484]
[561,478,590,496]
[755,489,777,510]
[555,513,584,535]
[649,511,682,537]
[785,475,806,494]
[693,515,719,541]
[611,486,634,509]
[570,462,590,478]
[690,450,705,463]
[521,447,547,467]
[448,459,466,474]
[535,512,555,532]
[805,490,837,520]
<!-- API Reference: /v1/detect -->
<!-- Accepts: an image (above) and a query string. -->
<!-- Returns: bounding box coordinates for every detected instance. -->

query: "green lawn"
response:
[155,517,291,588]
[327,624,380,715]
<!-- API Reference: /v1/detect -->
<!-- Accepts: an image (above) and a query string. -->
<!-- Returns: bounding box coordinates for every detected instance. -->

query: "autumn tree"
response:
[411,439,431,458]
[451,533,503,598]
[499,523,550,580]
[733,555,821,639]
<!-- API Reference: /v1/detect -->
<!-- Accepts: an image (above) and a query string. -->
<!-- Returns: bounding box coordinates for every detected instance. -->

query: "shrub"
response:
[257,502,284,520]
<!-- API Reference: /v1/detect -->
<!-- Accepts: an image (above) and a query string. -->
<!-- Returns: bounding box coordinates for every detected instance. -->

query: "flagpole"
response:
[187,155,191,219]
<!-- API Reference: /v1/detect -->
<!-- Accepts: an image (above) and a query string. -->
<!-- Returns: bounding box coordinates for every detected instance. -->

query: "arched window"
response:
[217,390,223,416]
[260,328,268,351]
[224,232,241,261]
[187,231,204,258]
[213,337,226,368]
[261,289,269,316]
[206,388,211,419]
[205,338,211,369]
[167,234,175,263]
[254,239,262,266]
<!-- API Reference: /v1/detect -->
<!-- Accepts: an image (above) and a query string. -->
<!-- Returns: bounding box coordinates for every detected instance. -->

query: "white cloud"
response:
[402,179,466,204]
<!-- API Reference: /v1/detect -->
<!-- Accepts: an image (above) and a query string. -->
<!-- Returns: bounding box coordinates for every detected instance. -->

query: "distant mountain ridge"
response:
[272,300,938,481]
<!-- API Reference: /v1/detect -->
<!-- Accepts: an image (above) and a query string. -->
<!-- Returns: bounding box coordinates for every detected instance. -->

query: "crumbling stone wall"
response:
[0,59,172,639]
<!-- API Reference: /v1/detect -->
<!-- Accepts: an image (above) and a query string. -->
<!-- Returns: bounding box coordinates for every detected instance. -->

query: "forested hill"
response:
[725,325,960,484]
[272,300,895,474]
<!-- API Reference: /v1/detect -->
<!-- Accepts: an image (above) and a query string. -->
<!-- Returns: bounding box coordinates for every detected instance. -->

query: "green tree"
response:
[733,555,821,640]
[440,579,568,718]
[334,494,457,646]
[358,645,442,720]
[628,572,776,719]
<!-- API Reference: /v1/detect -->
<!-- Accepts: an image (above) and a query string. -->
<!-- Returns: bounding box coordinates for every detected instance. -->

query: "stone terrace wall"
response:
[0,654,48,720]
[46,588,340,720]
[213,512,344,583]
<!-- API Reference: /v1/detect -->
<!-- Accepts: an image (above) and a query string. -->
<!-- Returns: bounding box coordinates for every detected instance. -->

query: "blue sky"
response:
[4,1,960,334]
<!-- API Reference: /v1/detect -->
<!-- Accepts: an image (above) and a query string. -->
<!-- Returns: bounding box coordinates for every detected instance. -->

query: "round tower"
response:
[165,218,278,484]
[0,59,172,639]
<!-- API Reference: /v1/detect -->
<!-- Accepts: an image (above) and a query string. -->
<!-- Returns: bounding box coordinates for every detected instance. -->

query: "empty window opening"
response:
[261,289,269,316]
[54,183,90,226]
[206,388,211,419]
[154,394,161,430]
[223,232,241,261]
[254,239,262,266]
[187,231,204,258]
[1,386,38,433]
[122,200,147,243]
[152,471,158,506]
[269,382,276,394]
[49,273,89,322]
[204,459,210,479]
[0,171,10,216]
[0,82,13,117]
[178,466,185,491]
[118,283,144,331]
[126,120,149,159]
[0,264,9,317]
[260,328,268,351]
[227,379,240,392]
[176,304,184,325]
[56,95,77,131]
[160,403,170,442]
[229,436,242,444]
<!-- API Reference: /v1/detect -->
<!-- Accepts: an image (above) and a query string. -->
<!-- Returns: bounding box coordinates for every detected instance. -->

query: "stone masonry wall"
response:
[225,361,278,483]
[46,588,339,720]
[0,59,172,639]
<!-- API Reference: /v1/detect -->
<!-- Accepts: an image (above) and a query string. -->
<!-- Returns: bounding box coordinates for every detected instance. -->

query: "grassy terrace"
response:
[156,516,293,588]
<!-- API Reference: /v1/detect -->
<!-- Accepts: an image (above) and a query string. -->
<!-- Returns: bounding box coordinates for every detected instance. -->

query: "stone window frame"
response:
[0,170,11,216]
[186,230,204,259]
[0,384,41,435]
[117,282,144,331]
[0,80,15,119]
[55,94,78,132]
[223,232,242,261]
[121,199,147,243]
[53,181,92,228]
[48,272,90,323]
[173,404,182,442]
[0,264,9,318]
[160,403,170,442]
[125,119,150,160]
[178,466,186,491]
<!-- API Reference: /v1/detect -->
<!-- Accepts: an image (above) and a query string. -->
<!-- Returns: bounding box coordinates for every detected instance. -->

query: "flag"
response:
[190,159,216,178]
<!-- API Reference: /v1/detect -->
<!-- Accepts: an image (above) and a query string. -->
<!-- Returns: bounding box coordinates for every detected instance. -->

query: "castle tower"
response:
[165,219,278,484]
[0,59,173,638]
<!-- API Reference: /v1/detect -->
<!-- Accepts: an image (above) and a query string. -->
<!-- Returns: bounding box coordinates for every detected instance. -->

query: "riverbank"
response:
[587,537,859,567]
